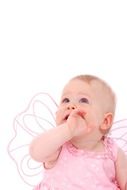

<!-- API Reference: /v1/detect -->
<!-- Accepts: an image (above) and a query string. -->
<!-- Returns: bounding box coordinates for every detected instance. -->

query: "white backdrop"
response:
[0,0,127,189]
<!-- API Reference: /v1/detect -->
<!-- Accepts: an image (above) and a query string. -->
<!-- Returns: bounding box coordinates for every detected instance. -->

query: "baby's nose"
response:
[67,104,77,110]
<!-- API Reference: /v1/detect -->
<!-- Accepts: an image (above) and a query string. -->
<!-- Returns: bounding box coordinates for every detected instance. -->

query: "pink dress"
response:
[34,137,120,190]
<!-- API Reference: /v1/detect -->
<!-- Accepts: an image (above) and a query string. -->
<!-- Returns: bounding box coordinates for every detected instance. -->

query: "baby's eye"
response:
[79,98,89,104]
[61,98,70,103]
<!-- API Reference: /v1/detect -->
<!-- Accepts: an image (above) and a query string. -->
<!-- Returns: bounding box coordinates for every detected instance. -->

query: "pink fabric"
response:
[34,137,120,190]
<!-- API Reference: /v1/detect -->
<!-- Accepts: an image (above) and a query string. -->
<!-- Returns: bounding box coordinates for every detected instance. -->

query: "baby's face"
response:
[56,79,105,131]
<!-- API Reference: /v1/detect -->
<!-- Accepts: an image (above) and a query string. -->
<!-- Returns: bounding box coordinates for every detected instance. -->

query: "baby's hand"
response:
[67,109,89,137]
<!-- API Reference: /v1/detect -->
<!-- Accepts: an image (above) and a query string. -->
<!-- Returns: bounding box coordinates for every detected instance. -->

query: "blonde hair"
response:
[70,74,116,117]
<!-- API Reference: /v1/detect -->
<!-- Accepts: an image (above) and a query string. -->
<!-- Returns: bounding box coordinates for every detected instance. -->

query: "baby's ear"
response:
[100,112,113,131]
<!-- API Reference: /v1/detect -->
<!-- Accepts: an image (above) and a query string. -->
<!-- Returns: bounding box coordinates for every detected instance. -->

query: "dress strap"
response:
[103,136,118,161]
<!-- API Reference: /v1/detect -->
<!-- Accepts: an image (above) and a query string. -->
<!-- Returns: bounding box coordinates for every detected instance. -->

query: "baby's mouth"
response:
[63,112,85,121]
[64,114,69,121]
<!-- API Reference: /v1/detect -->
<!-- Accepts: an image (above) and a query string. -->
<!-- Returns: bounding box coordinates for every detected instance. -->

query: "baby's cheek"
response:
[56,109,65,125]
[86,119,97,129]
[55,111,61,125]
[56,117,61,126]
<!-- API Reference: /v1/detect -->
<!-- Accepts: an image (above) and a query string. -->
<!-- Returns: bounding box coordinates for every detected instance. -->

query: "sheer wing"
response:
[7,92,58,187]
[108,119,127,154]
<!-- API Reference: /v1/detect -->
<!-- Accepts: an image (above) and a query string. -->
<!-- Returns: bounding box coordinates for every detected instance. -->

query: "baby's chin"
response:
[61,120,67,125]
[56,119,67,126]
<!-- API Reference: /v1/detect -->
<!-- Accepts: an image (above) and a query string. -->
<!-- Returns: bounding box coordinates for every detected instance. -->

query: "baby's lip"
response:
[78,111,85,119]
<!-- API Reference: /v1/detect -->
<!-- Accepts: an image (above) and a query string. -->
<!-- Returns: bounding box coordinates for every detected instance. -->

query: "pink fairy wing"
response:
[108,119,127,154]
[7,92,58,187]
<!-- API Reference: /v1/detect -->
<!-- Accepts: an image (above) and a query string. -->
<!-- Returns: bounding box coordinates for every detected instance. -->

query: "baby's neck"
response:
[70,135,104,152]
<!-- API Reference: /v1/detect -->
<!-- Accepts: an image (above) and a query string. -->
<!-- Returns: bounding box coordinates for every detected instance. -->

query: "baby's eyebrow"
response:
[61,91,72,97]
[62,91,90,96]
[77,92,90,98]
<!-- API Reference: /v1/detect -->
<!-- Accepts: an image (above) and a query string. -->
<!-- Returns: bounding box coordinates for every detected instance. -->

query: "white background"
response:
[0,0,127,189]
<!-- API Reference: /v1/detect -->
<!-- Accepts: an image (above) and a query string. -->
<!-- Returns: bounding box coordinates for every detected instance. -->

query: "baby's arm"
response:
[29,123,72,166]
[115,147,127,190]
[29,108,87,168]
